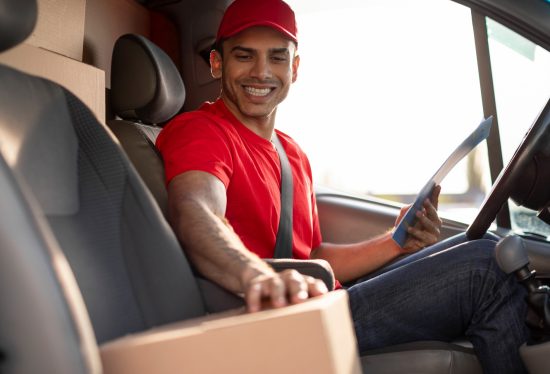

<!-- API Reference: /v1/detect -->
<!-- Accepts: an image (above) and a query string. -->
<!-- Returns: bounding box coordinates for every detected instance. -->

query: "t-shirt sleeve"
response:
[156,114,233,187]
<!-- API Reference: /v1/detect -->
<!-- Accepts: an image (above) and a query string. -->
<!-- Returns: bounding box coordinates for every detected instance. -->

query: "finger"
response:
[403,237,423,252]
[305,276,329,296]
[280,270,309,304]
[431,185,441,209]
[395,204,412,225]
[422,197,436,214]
[407,223,438,245]
[416,209,440,235]
[267,276,287,308]
[245,282,263,313]
[246,274,288,312]
[423,198,439,221]
[409,211,439,244]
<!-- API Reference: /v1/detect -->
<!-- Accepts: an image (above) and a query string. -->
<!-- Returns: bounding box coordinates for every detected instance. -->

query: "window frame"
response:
[463,0,550,233]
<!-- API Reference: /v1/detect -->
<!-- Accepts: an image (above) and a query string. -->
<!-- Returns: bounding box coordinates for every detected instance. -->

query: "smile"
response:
[243,86,273,97]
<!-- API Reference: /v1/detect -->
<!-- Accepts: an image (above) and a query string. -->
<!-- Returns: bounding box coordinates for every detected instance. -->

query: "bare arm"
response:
[311,186,442,283]
[310,234,400,283]
[168,171,327,311]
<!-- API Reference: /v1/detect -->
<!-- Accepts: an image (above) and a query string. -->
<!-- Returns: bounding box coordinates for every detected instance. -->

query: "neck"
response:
[221,98,276,141]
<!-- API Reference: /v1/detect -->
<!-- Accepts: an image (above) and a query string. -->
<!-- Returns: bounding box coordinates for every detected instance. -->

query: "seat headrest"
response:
[110,34,185,125]
[0,0,37,52]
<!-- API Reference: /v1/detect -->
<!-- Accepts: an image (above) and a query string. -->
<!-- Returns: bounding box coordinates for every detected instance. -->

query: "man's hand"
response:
[244,269,328,313]
[395,185,442,253]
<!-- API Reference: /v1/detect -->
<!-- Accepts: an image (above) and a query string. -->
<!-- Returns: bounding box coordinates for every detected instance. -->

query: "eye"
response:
[235,54,252,61]
[271,55,288,62]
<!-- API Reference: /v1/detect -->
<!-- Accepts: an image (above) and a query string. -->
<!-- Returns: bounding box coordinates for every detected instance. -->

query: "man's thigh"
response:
[347,239,501,350]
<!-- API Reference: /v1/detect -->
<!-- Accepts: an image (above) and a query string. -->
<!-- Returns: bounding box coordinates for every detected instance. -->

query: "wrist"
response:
[384,231,403,256]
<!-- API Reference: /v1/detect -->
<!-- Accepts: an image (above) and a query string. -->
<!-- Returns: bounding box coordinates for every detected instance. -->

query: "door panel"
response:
[316,189,468,245]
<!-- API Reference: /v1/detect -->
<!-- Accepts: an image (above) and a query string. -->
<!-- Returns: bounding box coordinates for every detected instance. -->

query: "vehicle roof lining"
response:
[455,0,550,52]
[144,0,550,52]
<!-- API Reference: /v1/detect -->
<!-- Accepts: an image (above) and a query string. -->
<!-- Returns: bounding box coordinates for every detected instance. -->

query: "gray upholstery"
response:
[0,74,79,216]
[266,258,335,291]
[107,120,168,216]
[0,63,207,346]
[111,33,185,124]
[0,0,37,51]
[108,34,185,217]
[0,0,97,372]
[361,341,482,373]
[0,148,94,374]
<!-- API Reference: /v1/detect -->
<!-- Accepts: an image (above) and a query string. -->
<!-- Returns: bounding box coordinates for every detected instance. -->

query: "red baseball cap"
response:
[216,0,298,44]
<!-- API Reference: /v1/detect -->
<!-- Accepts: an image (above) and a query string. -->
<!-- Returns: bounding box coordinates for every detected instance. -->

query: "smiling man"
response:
[156,0,529,372]
[211,27,298,139]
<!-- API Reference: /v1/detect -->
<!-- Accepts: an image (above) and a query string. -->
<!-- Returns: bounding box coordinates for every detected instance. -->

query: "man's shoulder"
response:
[275,129,305,155]
[156,101,236,150]
[160,102,234,137]
[168,102,225,126]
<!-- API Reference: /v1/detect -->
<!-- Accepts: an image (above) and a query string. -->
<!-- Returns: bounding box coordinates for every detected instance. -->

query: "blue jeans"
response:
[347,234,529,374]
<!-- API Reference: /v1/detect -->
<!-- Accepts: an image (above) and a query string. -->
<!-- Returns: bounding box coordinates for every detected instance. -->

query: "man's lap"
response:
[346,238,502,350]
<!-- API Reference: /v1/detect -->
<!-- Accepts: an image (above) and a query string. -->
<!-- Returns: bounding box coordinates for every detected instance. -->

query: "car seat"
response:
[0,0,482,372]
[0,0,206,350]
[0,1,101,373]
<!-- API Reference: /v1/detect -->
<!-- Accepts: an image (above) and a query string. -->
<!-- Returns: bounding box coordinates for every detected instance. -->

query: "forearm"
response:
[310,232,402,283]
[169,197,273,294]
[166,171,327,312]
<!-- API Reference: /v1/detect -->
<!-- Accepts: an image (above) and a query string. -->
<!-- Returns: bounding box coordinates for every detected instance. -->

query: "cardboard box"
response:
[100,290,361,374]
[0,44,105,124]
[84,0,151,88]
[27,0,86,61]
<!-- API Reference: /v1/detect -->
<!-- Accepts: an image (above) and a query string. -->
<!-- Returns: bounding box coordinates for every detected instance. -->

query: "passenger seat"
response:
[108,33,178,217]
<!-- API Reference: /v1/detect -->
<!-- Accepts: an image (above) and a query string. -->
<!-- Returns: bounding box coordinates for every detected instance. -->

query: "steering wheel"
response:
[466,99,550,240]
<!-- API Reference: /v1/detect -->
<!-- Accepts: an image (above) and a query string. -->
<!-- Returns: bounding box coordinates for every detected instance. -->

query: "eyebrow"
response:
[230,46,290,54]
[230,46,254,54]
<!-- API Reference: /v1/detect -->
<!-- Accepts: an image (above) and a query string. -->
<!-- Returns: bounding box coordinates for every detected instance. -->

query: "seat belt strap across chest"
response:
[272,133,294,259]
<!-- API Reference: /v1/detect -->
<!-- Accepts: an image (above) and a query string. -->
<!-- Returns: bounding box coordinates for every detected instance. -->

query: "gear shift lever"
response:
[495,235,550,338]
[495,235,540,293]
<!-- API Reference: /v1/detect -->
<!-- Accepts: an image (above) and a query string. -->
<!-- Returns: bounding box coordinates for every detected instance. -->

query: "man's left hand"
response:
[396,185,442,253]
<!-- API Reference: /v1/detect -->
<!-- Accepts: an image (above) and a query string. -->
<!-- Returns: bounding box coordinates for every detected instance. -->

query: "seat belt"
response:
[272,133,293,258]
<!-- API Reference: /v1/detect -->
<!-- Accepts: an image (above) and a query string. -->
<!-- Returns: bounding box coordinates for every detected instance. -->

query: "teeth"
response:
[244,86,272,96]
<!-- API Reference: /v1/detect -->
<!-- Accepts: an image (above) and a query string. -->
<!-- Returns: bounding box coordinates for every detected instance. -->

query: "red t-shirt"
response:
[156,99,322,260]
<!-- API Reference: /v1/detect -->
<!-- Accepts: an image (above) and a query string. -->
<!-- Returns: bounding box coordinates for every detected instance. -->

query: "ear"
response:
[210,50,223,79]
[291,54,300,83]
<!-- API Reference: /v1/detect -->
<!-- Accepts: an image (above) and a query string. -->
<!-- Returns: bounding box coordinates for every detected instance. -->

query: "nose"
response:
[250,55,272,80]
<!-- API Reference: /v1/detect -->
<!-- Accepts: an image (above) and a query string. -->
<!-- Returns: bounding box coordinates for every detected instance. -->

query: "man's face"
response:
[211,26,299,125]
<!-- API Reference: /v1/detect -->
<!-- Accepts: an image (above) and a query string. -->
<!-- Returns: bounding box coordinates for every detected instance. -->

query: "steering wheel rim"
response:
[467,99,550,240]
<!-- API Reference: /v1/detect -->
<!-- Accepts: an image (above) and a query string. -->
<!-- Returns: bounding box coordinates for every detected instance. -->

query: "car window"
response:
[279,0,490,223]
[486,18,550,238]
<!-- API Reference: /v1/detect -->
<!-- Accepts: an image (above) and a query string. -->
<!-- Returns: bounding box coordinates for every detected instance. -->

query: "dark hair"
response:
[212,39,224,58]
[198,40,223,65]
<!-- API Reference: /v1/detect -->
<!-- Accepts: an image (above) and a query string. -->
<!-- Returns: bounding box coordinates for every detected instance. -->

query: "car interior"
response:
[0,0,549,373]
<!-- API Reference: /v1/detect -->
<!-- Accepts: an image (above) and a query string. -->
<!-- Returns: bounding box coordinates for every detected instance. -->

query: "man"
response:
[156,0,528,372]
